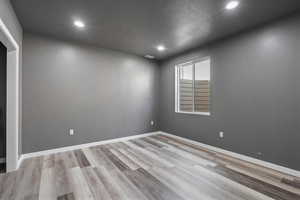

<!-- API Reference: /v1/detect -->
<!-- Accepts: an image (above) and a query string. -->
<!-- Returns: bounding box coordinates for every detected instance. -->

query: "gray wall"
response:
[0,42,6,158]
[0,0,23,156]
[159,14,300,170]
[22,33,159,153]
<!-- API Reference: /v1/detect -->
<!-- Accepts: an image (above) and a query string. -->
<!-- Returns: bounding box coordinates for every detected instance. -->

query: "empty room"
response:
[0,0,300,199]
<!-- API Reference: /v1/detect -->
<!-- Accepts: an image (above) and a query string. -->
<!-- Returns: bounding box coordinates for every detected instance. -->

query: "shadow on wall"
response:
[0,108,5,159]
[0,41,6,162]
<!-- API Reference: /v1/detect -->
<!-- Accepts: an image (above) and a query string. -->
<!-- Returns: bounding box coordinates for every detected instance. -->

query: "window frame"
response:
[175,56,211,116]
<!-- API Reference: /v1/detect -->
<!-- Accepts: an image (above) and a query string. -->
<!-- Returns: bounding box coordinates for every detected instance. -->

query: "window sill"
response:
[175,111,211,116]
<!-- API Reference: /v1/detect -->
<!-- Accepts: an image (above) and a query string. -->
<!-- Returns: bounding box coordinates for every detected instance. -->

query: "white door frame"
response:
[0,18,20,171]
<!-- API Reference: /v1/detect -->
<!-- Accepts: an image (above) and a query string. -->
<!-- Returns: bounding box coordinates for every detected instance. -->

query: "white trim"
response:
[173,56,211,67]
[0,18,20,172]
[0,157,6,164]
[175,111,211,116]
[18,131,160,165]
[159,131,300,177]
[175,57,211,116]
[175,65,178,112]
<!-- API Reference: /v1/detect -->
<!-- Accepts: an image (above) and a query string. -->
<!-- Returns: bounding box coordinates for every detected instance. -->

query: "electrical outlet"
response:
[150,120,154,126]
[257,152,262,156]
[219,131,224,138]
[69,129,74,136]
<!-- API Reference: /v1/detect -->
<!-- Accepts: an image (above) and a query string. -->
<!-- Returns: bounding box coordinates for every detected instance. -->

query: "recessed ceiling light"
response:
[226,1,239,10]
[144,55,155,59]
[157,45,166,52]
[74,20,85,28]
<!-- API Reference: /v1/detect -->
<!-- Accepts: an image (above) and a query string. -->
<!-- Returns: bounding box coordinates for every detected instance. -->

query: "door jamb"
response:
[0,18,20,172]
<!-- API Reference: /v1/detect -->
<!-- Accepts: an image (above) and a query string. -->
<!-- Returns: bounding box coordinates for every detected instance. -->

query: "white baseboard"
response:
[0,157,6,164]
[18,131,160,168]
[159,131,300,177]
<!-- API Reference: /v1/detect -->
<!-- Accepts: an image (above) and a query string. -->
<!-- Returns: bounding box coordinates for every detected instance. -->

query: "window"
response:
[175,57,211,115]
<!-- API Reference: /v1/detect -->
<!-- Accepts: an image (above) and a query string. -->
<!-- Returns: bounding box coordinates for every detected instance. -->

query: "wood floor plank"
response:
[64,151,80,168]
[123,148,155,170]
[210,165,299,200]
[109,148,140,170]
[73,149,91,168]
[145,144,198,167]
[225,163,300,195]
[145,137,174,148]
[100,146,131,171]
[0,171,19,200]
[172,166,248,200]
[151,135,217,161]
[94,165,148,200]
[148,166,218,200]
[54,153,73,197]
[43,154,55,169]
[215,153,295,185]
[282,178,300,189]
[82,148,99,167]
[125,141,175,168]
[141,137,165,148]
[89,146,117,170]
[57,193,75,200]
[192,165,275,200]
[81,167,113,200]
[93,166,124,200]
[109,142,130,150]
[118,148,152,170]
[133,138,161,149]
[124,168,185,200]
[68,167,94,200]
[14,157,43,200]
[149,141,217,167]
[39,168,56,200]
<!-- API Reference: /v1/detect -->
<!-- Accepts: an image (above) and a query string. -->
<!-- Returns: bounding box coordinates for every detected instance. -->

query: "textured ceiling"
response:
[11,0,300,60]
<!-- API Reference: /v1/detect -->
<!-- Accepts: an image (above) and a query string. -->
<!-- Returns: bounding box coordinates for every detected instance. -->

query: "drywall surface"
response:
[22,33,159,153]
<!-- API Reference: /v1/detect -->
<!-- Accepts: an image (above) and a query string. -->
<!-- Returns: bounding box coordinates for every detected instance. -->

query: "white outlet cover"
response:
[151,121,154,126]
[69,129,74,136]
[219,132,224,138]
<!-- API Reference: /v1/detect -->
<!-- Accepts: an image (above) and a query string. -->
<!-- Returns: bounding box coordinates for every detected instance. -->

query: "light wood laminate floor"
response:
[0,134,299,200]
